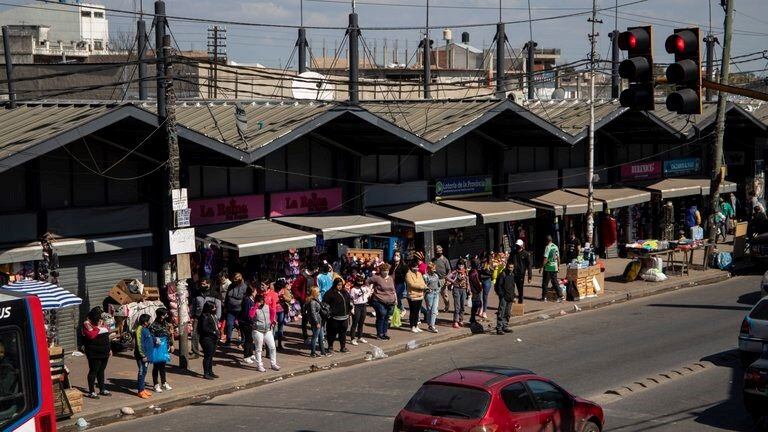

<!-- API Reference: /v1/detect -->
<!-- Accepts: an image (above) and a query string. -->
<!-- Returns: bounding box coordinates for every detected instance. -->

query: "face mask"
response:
[411,267,418,272]
[394,256,400,262]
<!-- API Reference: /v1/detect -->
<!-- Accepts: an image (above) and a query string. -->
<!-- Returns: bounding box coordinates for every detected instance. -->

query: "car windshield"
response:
[404,384,490,419]
[750,300,768,320]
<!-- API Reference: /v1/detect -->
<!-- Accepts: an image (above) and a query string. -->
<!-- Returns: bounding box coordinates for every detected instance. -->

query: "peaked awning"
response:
[274,214,391,240]
[565,187,651,209]
[368,202,476,232]
[516,189,604,216]
[2,280,82,310]
[637,178,738,199]
[438,198,536,224]
[195,220,317,256]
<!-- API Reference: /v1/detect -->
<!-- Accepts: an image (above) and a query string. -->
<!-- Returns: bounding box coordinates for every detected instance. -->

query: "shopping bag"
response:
[151,338,170,364]
[390,306,402,328]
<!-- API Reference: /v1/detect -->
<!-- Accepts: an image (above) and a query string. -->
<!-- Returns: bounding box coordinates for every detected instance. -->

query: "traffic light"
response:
[665,27,701,114]
[618,26,654,111]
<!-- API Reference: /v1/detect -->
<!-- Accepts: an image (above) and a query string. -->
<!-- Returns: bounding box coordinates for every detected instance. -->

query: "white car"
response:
[761,271,768,297]
[739,297,768,364]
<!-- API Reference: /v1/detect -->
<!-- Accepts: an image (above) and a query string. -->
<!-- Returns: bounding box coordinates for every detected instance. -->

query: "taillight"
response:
[741,318,751,335]
[469,425,499,432]
[745,368,767,388]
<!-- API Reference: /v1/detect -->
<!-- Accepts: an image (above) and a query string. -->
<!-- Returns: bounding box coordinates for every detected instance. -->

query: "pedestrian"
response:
[239,286,256,364]
[405,259,426,333]
[323,277,351,353]
[191,278,221,359]
[291,267,313,344]
[564,232,581,263]
[317,264,334,297]
[729,193,739,221]
[198,301,220,379]
[391,250,408,311]
[423,263,441,333]
[368,263,397,340]
[149,308,173,393]
[447,261,469,328]
[539,235,562,302]
[217,271,232,302]
[271,279,290,352]
[468,260,483,325]
[349,274,372,345]
[479,255,494,319]
[721,197,735,235]
[494,261,516,335]
[81,307,111,399]
[685,205,702,238]
[133,314,154,399]
[415,251,428,274]
[253,293,281,372]
[305,287,329,357]
[749,205,768,237]
[224,272,247,346]
[509,239,533,304]
[432,245,452,312]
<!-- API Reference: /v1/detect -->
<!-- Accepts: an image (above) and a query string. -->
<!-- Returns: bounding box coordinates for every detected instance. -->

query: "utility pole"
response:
[586,0,601,245]
[495,23,505,97]
[704,33,718,102]
[2,26,16,108]
[137,18,148,99]
[525,0,535,100]
[347,4,360,103]
[708,0,734,242]
[155,1,166,117]
[298,0,307,73]
[610,30,620,98]
[421,0,431,99]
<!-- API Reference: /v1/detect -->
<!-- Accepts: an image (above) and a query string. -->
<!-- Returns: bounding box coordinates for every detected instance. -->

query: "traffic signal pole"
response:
[708,0,734,242]
[586,0,600,245]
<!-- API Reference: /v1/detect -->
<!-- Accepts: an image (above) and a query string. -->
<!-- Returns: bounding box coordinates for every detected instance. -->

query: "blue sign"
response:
[435,176,492,198]
[664,158,701,177]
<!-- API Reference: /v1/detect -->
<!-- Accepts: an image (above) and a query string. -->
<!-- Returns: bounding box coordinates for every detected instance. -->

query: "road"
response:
[97,275,761,432]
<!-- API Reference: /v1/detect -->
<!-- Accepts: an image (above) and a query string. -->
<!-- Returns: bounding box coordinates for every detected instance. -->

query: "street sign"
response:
[169,228,196,255]
[171,188,188,211]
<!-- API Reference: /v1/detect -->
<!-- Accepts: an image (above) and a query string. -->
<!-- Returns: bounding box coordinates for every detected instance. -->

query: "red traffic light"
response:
[618,28,650,52]
[665,30,697,55]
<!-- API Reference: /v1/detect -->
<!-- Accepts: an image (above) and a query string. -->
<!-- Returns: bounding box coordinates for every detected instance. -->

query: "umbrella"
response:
[1,279,83,310]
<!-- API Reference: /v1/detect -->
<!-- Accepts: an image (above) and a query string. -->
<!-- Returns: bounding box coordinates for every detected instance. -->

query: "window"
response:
[93,11,104,18]
[404,384,491,419]
[501,382,536,412]
[81,10,91,17]
[526,380,568,411]
[0,330,27,429]
[93,40,103,50]
[750,299,768,320]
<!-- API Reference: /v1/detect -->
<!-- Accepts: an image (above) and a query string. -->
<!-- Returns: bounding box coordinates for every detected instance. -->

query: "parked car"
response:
[739,297,768,366]
[743,346,768,422]
[761,270,768,297]
[393,366,603,432]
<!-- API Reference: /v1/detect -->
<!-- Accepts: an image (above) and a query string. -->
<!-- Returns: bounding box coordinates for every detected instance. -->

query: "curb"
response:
[59,271,730,431]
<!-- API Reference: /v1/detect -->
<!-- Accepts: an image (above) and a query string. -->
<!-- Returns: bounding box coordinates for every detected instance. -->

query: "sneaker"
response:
[382,335,391,340]
[162,383,172,391]
[503,328,513,333]
[271,364,281,371]
[350,339,359,346]
[340,347,350,353]
[496,330,505,335]
[203,375,215,380]
[310,353,319,358]
[452,322,460,329]
[243,357,255,364]
[250,355,257,361]
[325,352,333,357]
[153,384,163,393]
[138,390,151,398]
[416,327,423,333]
[358,338,368,344]
[99,390,111,396]
[210,373,220,379]
[428,326,438,333]
[411,327,419,333]
[86,392,99,399]
[257,365,267,372]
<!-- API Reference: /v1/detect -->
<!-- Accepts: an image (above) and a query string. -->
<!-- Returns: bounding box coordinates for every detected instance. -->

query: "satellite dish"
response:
[551,87,566,100]
[291,71,335,101]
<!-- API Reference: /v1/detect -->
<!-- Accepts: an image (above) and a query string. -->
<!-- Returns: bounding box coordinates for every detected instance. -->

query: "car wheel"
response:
[740,351,757,368]
[582,421,600,432]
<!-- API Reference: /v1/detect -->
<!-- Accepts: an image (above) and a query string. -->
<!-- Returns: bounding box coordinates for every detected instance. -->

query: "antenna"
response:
[449,357,465,381]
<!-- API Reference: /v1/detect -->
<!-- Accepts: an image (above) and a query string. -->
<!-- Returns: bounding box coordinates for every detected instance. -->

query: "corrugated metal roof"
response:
[650,101,720,135]
[361,100,501,143]
[518,99,624,138]
[749,102,768,125]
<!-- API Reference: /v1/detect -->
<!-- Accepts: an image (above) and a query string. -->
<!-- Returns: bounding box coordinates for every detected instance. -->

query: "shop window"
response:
[466,140,485,175]
[446,144,466,177]
[106,160,139,204]
[378,155,398,182]
[502,148,517,174]
[310,144,332,188]
[228,167,254,195]
[73,169,106,207]
[571,142,586,167]
[202,166,227,197]
[518,147,535,173]
[0,166,26,212]
[534,147,549,171]
[556,147,571,169]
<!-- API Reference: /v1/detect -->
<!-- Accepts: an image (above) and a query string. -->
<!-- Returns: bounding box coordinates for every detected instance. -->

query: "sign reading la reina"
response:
[270,187,342,217]
[190,195,265,226]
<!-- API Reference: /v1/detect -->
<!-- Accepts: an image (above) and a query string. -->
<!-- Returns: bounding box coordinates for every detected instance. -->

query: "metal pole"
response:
[610,30,620,99]
[154,1,166,118]
[213,26,218,99]
[526,40,535,100]
[708,0,734,242]
[2,26,16,108]
[423,0,431,99]
[137,19,148,100]
[348,12,359,103]
[704,33,717,102]
[495,23,505,97]
[586,0,599,245]
[297,27,307,73]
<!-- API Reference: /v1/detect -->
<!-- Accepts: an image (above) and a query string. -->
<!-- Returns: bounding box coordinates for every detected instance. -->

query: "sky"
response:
[6,0,768,74]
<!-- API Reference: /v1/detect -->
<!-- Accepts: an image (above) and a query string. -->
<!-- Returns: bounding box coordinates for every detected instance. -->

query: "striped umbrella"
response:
[1,279,83,310]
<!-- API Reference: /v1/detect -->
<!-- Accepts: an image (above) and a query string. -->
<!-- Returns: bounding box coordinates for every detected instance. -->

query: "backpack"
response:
[319,301,332,320]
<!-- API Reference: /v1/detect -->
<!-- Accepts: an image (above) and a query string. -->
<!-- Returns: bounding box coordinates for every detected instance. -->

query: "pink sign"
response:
[270,187,342,217]
[190,195,265,226]
[621,161,662,181]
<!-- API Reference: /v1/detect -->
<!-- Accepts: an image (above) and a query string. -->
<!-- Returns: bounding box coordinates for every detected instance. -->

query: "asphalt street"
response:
[96,275,761,432]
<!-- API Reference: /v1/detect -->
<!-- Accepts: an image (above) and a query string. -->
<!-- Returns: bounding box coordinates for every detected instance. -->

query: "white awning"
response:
[196,220,317,256]
[368,202,476,232]
[439,198,536,224]
[274,214,391,240]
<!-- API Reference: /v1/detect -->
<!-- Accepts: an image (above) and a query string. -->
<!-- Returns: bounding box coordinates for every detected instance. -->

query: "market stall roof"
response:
[195,220,317,256]
[274,214,391,240]
[565,187,651,209]
[368,202,477,232]
[1,280,82,310]
[695,179,738,195]
[438,198,536,224]
[515,189,604,216]
[636,178,737,199]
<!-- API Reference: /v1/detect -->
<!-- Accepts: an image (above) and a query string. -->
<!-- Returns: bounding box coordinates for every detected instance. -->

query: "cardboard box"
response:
[511,303,525,316]
[108,279,144,305]
[566,267,589,280]
[588,266,600,276]
[142,286,160,301]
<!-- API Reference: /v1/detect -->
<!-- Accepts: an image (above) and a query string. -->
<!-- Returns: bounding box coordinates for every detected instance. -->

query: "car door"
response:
[499,382,541,432]
[526,380,574,432]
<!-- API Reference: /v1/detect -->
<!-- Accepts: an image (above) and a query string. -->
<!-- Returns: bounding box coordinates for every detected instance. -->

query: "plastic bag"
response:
[150,337,170,363]
[717,252,732,270]
[390,307,402,328]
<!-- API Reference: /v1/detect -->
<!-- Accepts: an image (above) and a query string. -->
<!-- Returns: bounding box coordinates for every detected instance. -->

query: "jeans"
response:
[190,318,201,355]
[452,288,467,323]
[439,279,450,311]
[372,300,395,337]
[310,325,326,356]
[496,296,512,331]
[541,271,561,300]
[469,294,482,323]
[240,322,254,358]
[408,298,423,328]
[514,275,525,303]
[395,282,406,310]
[423,291,440,328]
[254,329,277,368]
[86,356,108,393]
[225,312,238,343]
[275,311,286,340]
[326,318,348,351]
[136,359,149,392]
[200,337,216,376]
[481,279,492,313]
[350,304,367,339]
[152,362,167,386]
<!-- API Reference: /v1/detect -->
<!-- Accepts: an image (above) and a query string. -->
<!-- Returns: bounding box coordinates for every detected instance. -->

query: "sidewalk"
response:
[59,243,734,431]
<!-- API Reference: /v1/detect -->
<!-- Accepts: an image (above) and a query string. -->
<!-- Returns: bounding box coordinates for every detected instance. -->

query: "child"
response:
[133,314,154,399]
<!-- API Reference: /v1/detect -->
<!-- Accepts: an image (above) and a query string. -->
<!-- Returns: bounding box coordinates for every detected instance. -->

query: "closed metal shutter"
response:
[56,249,144,352]
[435,225,488,261]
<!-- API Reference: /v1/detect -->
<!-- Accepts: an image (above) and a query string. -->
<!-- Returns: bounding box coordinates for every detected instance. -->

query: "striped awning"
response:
[1,280,82,310]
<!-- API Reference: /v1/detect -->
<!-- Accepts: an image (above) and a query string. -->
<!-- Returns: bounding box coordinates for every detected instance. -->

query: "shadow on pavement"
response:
[645,303,752,312]
[695,350,757,431]
[191,402,397,419]
[738,291,763,306]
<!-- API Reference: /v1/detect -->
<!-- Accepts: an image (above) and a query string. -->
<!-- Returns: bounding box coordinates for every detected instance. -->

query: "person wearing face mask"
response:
[447,261,469,328]
[508,239,533,304]
[423,263,441,333]
[292,267,314,344]
[405,259,427,333]
[322,278,351,353]
[252,293,281,372]
[432,245,452,313]
[224,273,247,346]
[368,263,397,340]
[390,250,408,311]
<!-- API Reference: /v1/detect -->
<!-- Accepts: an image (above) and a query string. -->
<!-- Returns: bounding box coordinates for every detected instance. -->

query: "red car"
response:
[394,366,604,432]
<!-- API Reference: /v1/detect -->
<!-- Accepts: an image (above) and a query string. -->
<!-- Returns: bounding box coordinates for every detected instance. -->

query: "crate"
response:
[142,286,160,301]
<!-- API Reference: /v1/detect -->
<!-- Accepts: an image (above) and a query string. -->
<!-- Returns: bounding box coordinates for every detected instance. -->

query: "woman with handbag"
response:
[149,308,173,393]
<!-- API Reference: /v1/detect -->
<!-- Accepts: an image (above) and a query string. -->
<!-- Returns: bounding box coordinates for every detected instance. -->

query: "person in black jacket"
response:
[306,287,328,357]
[508,239,533,304]
[322,278,351,353]
[198,302,220,379]
[494,262,516,335]
[224,272,247,346]
[239,287,256,364]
